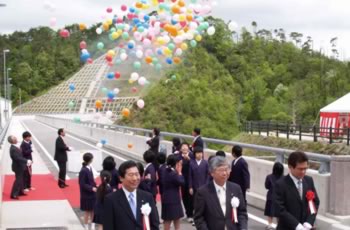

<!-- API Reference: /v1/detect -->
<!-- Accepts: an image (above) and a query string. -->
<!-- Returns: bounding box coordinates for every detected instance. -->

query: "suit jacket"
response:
[161,168,184,204]
[20,141,33,160]
[146,136,160,154]
[157,164,166,195]
[265,174,281,201]
[54,136,70,162]
[192,135,204,150]
[189,159,209,190]
[275,175,320,230]
[103,188,160,230]
[10,145,27,173]
[144,163,157,197]
[109,168,120,190]
[194,181,248,230]
[79,166,97,200]
[228,157,250,192]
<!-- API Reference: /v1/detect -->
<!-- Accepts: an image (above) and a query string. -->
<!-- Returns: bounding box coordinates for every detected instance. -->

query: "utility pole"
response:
[19,88,22,114]
[2,49,10,127]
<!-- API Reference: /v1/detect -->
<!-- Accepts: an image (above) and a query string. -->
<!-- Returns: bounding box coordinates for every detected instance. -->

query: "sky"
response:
[0,0,349,60]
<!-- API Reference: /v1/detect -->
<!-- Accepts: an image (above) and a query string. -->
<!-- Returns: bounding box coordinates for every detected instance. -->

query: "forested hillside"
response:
[120,17,350,139]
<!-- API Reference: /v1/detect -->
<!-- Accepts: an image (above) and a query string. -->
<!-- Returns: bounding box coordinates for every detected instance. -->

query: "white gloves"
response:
[27,160,32,166]
[68,147,73,151]
[303,223,312,230]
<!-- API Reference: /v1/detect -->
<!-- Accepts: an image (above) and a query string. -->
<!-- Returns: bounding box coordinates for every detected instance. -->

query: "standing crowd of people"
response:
[8,127,320,230]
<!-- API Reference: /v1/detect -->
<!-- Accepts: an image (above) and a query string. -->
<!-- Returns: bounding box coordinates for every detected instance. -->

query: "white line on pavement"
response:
[248,213,276,229]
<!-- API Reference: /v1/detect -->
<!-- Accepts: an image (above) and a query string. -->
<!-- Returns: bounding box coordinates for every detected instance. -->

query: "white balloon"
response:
[96,27,102,35]
[137,99,145,109]
[113,88,120,94]
[175,48,183,56]
[138,76,147,86]
[124,24,130,31]
[228,21,238,31]
[131,72,139,81]
[120,53,128,61]
[96,142,103,148]
[94,112,101,119]
[136,50,144,58]
[163,35,171,44]
[207,26,216,36]
[106,110,113,118]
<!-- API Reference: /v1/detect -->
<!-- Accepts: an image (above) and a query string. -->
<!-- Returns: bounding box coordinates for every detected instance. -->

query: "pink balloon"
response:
[49,17,56,27]
[59,29,70,38]
[80,41,87,49]
[121,5,127,11]
[106,7,113,13]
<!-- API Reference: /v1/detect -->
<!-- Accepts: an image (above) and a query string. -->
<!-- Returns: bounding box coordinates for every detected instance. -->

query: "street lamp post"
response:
[2,49,10,127]
[7,68,11,119]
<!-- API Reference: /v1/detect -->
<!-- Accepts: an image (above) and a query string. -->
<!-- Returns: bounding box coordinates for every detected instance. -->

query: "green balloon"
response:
[190,40,197,47]
[133,61,141,69]
[97,42,104,50]
[122,32,129,40]
[68,101,75,108]
[155,63,162,71]
[168,43,175,51]
[73,117,81,123]
[152,57,159,64]
[102,87,108,94]
[171,75,177,81]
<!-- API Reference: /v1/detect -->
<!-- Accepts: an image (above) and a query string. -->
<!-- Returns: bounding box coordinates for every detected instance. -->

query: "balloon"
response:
[106,7,113,13]
[68,101,75,108]
[138,76,146,85]
[114,88,120,94]
[80,41,87,49]
[166,58,173,64]
[69,83,75,92]
[136,50,144,58]
[131,87,138,93]
[87,58,93,64]
[207,26,215,36]
[95,100,103,109]
[102,87,108,94]
[127,143,133,149]
[228,21,238,31]
[106,110,113,118]
[97,42,104,50]
[120,53,128,61]
[80,52,90,63]
[145,56,152,64]
[96,142,103,148]
[73,117,81,123]
[137,99,145,109]
[107,72,114,79]
[96,27,102,34]
[171,75,177,81]
[59,29,70,38]
[121,5,127,11]
[115,72,121,79]
[190,40,197,47]
[173,57,181,64]
[107,91,115,99]
[133,61,141,69]
[79,23,87,31]
[130,72,139,81]
[122,108,130,117]
[49,17,56,27]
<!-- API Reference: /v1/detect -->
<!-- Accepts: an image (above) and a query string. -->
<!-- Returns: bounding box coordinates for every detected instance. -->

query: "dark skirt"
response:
[264,200,276,217]
[93,213,102,224]
[80,197,96,211]
[161,203,184,221]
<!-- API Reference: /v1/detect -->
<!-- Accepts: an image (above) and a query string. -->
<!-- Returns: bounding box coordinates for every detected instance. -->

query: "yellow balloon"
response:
[79,23,87,31]
[180,43,188,50]
[157,37,166,45]
[128,79,134,84]
[195,35,202,42]
[151,0,158,6]
[164,47,172,56]
[142,4,150,9]
[112,32,119,40]
[179,14,186,22]
[107,50,115,57]
[107,19,113,25]
[103,22,109,31]
[117,29,123,35]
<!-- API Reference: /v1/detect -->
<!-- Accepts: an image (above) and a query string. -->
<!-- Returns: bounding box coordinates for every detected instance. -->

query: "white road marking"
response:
[248,213,276,229]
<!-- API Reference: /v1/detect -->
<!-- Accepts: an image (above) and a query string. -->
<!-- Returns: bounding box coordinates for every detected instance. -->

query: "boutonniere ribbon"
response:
[141,203,152,230]
[306,190,317,214]
[231,196,240,223]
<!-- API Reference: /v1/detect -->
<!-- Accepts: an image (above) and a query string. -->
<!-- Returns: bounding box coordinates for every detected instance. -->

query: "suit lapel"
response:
[208,182,225,217]
[136,190,144,223]
[286,175,302,203]
[118,189,137,222]
[225,184,233,219]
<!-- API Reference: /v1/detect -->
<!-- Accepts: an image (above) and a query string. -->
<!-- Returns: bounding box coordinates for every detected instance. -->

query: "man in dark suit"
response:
[20,131,34,191]
[228,145,250,203]
[54,128,71,188]
[275,151,320,230]
[191,127,204,150]
[8,135,32,199]
[103,160,160,230]
[194,156,248,230]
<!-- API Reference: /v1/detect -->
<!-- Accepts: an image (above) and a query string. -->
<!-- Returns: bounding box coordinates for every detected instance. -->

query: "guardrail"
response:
[36,115,332,173]
[243,121,350,145]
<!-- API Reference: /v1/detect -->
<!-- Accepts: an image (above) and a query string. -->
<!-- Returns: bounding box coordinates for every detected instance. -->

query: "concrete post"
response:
[329,156,350,215]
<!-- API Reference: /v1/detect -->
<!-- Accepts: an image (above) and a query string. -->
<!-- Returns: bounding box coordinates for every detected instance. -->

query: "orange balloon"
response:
[178,0,185,7]
[127,143,133,149]
[164,24,171,32]
[173,57,181,64]
[122,108,130,117]
[169,26,178,37]
[171,5,180,14]
[95,100,103,109]
[79,23,87,31]
[135,2,143,8]
[186,15,193,21]
[145,56,153,64]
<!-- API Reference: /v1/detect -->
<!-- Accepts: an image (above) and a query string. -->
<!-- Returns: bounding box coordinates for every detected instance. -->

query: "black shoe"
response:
[59,184,65,188]
[64,184,69,187]
[18,193,28,196]
[10,196,19,200]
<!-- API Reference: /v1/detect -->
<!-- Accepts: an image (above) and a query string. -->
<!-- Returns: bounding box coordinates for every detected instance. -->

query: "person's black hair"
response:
[232,145,242,157]
[216,150,226,157]
[272,162,284,178]
[103,156,116,171]
[157,153,166,165]
[288,151,309,168]
[82,152,93,167]
[172,137,181,148]
[143,150,156,163]
[58,128,64,135]
[208,155,215,163]
[136,162,144,176]
[166,154,181,168]
[97,170,112,204]
[193,127,201,135]
[193,146,203,155]
[153,128,160,136]
[22,131,32,139]
[119,160,138,178]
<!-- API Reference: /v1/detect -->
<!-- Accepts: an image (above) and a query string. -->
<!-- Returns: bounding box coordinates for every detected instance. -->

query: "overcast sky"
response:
[1,0,349,60]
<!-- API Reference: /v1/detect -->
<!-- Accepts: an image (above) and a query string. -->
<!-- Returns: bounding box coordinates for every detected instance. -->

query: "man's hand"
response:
[27,160,32,166]
[303,222,312,230]
[68,147,73,151]
[189,188,193,195]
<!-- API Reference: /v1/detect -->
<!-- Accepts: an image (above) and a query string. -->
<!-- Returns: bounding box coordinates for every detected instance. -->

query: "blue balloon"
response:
[127,42,134,49]
[129,7,135,13]
[171,19,177,25]
[107,91,115,99]
[166,58,173,64]
[157,49,163,55]
[69,83,75,91]
[80,52,90,63]
[101,139,107,145]
[107,72,114,79]
[133,18,140,24]
[144,15,150,21]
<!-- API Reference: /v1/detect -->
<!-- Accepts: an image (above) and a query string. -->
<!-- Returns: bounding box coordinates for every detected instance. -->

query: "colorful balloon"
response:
[137,99,145,109]
[122,108,130,117]
[95,100,103,109]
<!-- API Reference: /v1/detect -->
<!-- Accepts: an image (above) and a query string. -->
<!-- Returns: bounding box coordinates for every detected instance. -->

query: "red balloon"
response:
[127,13,134,20]
[105,55,113,62]
[106,7,113,13]
[115,72,121,79]
[107,98,113,102]
[131,87,138,93]
[87,58,93,64]
[59,29,70,38]
[80,41,87,49]
[121,5,127,11]
[117,18,124,23]
[108,62,113,67]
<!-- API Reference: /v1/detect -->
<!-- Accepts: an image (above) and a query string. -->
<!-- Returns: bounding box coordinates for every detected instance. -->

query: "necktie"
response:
[297,180,303,199]
[129,193,136,219]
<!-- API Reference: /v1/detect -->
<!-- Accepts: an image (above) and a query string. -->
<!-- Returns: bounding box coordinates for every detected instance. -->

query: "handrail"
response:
[0,119,11,147]
[36,115,332,173]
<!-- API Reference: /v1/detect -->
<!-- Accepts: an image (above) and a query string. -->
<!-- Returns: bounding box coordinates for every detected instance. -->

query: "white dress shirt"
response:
[213,181,227,216]
[122,186,137,206]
